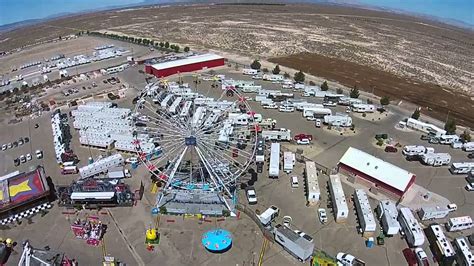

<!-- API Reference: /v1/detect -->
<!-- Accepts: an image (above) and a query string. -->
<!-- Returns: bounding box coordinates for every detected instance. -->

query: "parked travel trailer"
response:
[262,128,291,141]
[446,216,473,232]
[191,107,206,128]
[449,162,474,174]
[294,102,324,111]
[305,161,320,205]
[61,166,78,175]
[263,74,284,82]
[417,206,451,221]
[425,224,456,265]
[439,134,460,145]
[283,152,295,173]
[453,237,474,266]
[406,118,446,137]
[351,104,375,113]
[160,94,174,108]
[302,107,332,118]
[79,154,124,179]
[463,142,474,152]
[255,138,265,163]
[180,101,192,119]
[269,143,281,178]
[353,190,376,236]
[421,153,451,166]
[402,145,434,156]
[329,175,349,223]
[323,115,352,127]
[168,96,182,114]
[257,205,279,226]
[274,224,314,262]
[377,200,400,236]
[240,85,262,93]
[338,97,363,106]
[242,68,258,75]
[398,207,425,247]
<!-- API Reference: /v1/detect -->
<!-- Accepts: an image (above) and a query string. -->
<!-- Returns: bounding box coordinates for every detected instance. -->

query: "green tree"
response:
[336,88,343,94]
[321,81,329,91]
[159,42,164,48]
[250,60,261,70]
[350,85,360,98]
[174,45,180,52]
[380,96,390,106]
[165,42,170,49]
[170,44,176,49]
[444,118,457,135]
[272,65,280,75]
[283,72,290,79]
[411,108,421,120]
[460,129,471,142]
[184,46,190,52]
[294,70,305,83]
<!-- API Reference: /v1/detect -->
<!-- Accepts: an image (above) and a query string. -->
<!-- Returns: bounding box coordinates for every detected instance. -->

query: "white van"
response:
[291,176,299,188]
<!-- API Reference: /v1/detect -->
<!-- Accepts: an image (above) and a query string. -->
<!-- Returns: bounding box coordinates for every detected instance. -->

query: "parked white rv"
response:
[283,152,295,173]
[240,85,262,93]
[242,68,258,75]
[302,107,332,118]
[354,189,377,236]
[398,207,425,247]
[329,175,348,223]
[454,237,474,266]
[446,216,473,232]
[323,115,352,127]
[402,145,434,156]
[439,134,460,145]
[421,153,451,166]
[377,200,400,236]
[263,74,284,83]
[351,104,375,113]
[406,118,446,137]
[305,161,320,205]
[417,206,451,221]
[255,138,265,163]
[269,143,281,178]
[294,102,324,111]
[449,162,474,174]
[262,129,291,141]
[462,142,474,152]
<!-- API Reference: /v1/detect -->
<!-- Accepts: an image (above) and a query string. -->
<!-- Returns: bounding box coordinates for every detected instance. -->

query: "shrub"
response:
[159,206,167,214]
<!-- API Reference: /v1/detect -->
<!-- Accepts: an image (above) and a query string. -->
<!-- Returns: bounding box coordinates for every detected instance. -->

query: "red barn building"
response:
[338,147,416,200]
[145,53,225,78]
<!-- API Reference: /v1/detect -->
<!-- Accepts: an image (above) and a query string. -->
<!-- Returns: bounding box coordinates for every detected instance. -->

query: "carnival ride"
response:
[134,80,258,214]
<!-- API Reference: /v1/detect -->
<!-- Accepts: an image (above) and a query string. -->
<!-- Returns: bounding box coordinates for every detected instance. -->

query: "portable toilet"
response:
[131,162,138,169]
[88,157,94,164]
[366,237,375,248]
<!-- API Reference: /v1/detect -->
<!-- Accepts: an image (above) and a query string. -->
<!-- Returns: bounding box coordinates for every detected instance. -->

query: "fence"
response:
[235,203,274,243]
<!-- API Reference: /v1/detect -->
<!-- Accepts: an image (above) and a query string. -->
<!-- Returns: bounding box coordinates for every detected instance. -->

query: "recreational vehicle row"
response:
[262,129,291,141]
[449,162,474,174]
[420,153,451,166]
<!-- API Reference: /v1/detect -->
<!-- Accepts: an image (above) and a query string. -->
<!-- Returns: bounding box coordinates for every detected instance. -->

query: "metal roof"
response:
[151,53,223,70]
[339,147,414,192]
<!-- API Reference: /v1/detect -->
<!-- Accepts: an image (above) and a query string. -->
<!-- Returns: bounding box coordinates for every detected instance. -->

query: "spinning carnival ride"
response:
[134,80,258,214]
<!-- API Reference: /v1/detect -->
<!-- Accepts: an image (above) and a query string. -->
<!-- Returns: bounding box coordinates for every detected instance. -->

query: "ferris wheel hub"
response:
[185,136,197,146]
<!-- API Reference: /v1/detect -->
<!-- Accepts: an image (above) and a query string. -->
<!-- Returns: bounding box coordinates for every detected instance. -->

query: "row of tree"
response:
[87,31,189,53]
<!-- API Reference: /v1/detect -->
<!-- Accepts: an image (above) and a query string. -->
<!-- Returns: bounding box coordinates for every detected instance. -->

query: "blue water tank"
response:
[151,208,159,215]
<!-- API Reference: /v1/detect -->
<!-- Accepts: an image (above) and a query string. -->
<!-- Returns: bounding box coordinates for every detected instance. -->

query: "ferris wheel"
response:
[133,78,258,210]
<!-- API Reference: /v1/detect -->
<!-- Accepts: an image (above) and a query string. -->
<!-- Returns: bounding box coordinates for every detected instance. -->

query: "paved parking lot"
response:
[0,65,472,265]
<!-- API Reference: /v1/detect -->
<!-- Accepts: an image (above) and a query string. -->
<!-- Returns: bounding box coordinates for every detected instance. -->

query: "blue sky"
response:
[0,0,473,26]
[355,0,474,25]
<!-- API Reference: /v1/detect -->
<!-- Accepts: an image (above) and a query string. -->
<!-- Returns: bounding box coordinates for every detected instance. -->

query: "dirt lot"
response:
[270,53,474,128]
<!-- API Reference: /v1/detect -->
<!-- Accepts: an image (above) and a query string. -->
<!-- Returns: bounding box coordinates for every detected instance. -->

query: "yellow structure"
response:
[146,228,157,241]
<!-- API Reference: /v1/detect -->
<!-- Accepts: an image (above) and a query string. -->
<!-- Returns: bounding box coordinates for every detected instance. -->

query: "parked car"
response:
[384,146,398,153]
[14,158,20,166]
[7,143,12,149]
[294,133,313,141]
[414,248,429,266]
[306,116,316,121]
[26,153,32,161]
[20,155,26,163]
[420,135,431,141]
[262,103,278,109]
[336,253,357,266]
[296,139,311,145]
[35,150,43,159]
[318,208,327,224]
[466,183,474,191]
[246,187,257,205]
[1,144,6,151]
[468,152,474,159]
[18,138,24,145]
[402,248,417,266]
[315,119,321,128]
[125,157,139,164]
[24,137,29,143]
[429,138,440,144]
[13,141,18,147]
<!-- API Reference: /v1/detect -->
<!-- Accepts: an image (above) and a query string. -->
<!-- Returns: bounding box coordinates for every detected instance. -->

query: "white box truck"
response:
[257,205,279,226]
